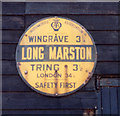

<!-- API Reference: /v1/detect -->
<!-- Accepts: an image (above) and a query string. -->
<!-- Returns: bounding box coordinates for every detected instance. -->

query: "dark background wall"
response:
[2,2,120,114]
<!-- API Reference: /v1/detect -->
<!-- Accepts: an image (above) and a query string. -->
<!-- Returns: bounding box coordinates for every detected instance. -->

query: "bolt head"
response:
[17,62,21,66]
[64,65,68,68]
[25,70,28,75]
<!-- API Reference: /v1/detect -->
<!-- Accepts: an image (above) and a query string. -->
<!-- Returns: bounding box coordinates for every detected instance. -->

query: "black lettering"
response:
[76,36,81,42]
[28,36,34,42]
[64,36,68,42]
[35,82,39,88]
[43,36,47,42]
[40,83,44,88]
[37,36,42,42]
[36,64,42,71]
[73,64,78,71]
[54,34,58,42]
[58,36,63,42]
[48,36,53,42]
[54,64,59,71]
[46,64,52,70]
[31,64,35,71]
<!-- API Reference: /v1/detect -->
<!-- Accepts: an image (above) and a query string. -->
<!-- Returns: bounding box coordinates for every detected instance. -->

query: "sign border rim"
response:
[16,16,97,97]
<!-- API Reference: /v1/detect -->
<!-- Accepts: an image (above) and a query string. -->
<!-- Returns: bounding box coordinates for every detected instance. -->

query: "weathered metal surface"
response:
[16,16,97,96]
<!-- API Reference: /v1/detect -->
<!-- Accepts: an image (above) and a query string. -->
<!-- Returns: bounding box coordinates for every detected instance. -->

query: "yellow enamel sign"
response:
[16,17,97,96]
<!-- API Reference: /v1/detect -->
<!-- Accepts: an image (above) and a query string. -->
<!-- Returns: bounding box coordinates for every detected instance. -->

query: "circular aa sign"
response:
[16,17,97,96]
